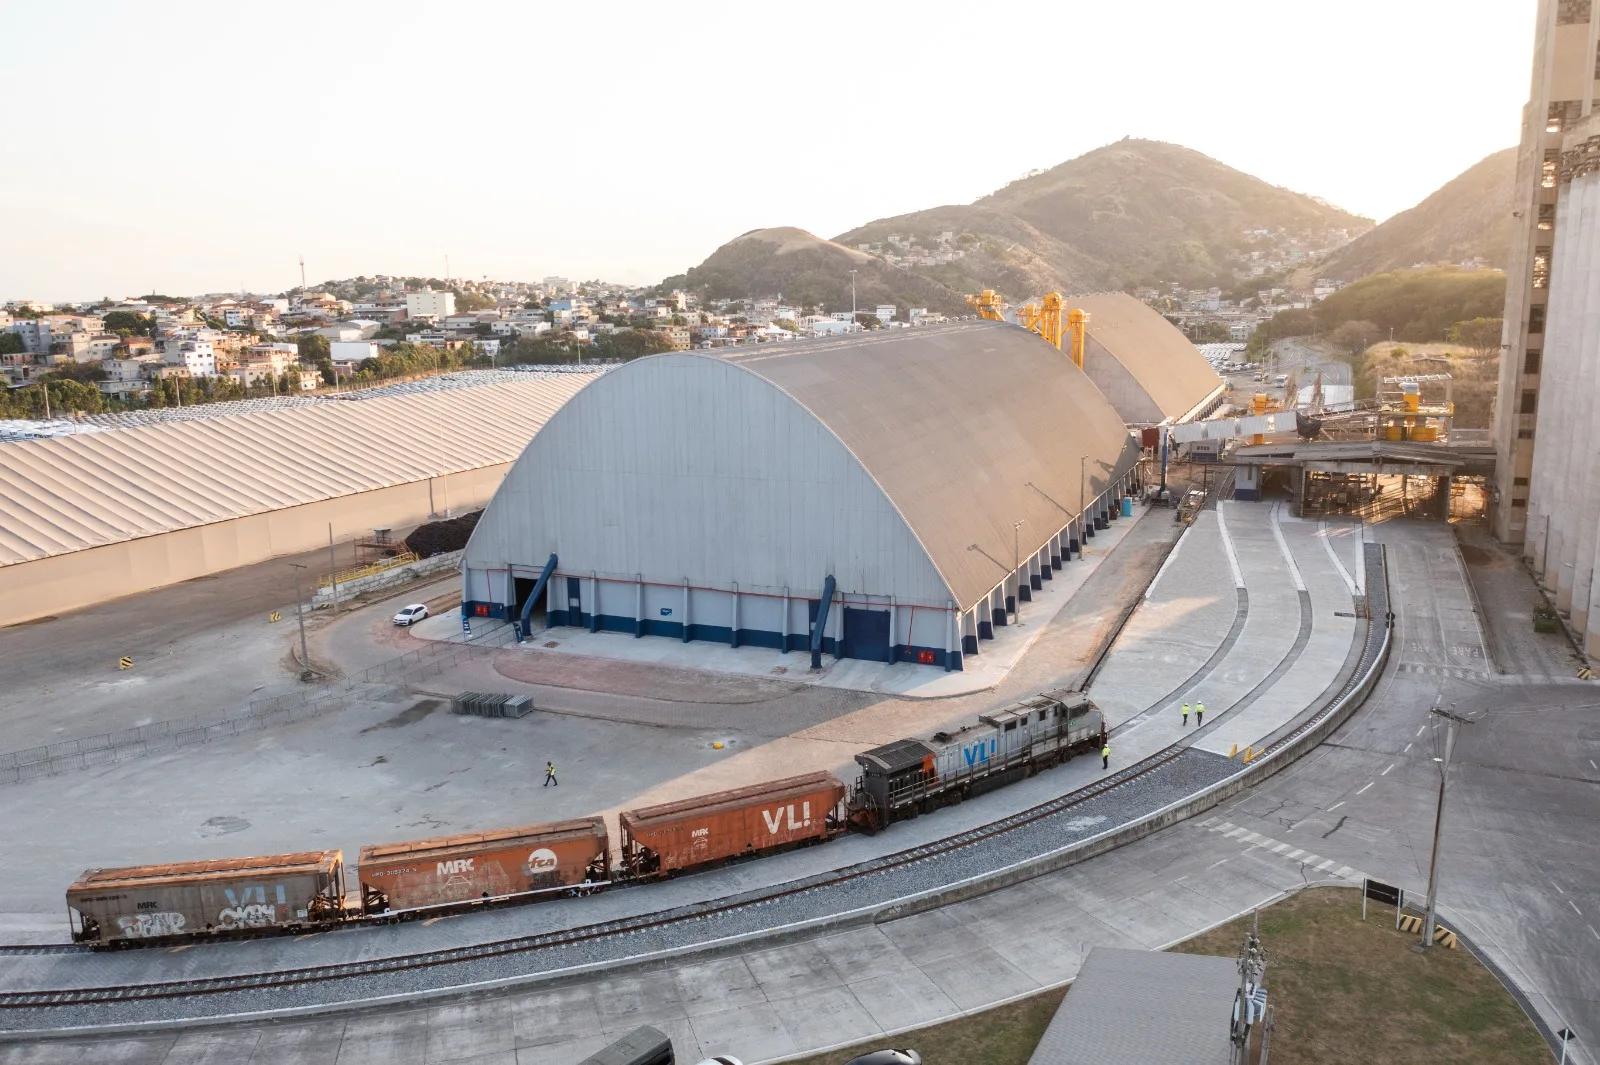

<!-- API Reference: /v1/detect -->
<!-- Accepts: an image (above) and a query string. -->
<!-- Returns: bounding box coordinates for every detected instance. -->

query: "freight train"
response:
[66,691,1104,947]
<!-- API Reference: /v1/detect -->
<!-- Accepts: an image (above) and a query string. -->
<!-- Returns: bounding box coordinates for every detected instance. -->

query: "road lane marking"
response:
[1382,763,1395,775]
[1590,925,1599,941]
[1571,901,1583,916]
[1270,503,1307,591]
[1416,726,1426,738]
[1356,781,1374,794]
[1328,801,1345,811]
[1555,884,1564,894]
[1403,743,1412,753]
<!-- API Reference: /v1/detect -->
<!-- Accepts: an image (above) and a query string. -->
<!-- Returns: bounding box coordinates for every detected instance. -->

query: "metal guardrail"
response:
[0,623,518,785]
[318,552,418,592]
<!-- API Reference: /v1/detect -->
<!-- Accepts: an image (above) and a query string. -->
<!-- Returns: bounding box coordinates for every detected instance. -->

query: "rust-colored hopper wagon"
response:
[358,817,609,914]
[619,771,846,878]
[67,851,345,946]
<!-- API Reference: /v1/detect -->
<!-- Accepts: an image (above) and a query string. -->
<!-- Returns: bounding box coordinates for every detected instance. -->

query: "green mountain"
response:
[665,139,1372,309]
[660,226,971,316]
[1319,148,1517,280]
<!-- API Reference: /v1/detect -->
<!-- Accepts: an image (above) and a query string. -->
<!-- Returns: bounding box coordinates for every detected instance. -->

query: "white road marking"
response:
[1215,501,1246,589]
[1590,925,1599,941]
[1318,521,1358,597]
[1591,759,1597,770]
[1416,726,1426,738]
[1286,848,1306,860]
[1335,866,1356,878]
[1571,901,1583,916]
[1382,763,1395,775]
[1356,781,1374,794]
[1270,503,1307,592]
[1554,884,1564,894]
[1271,842,1291,853]
[1403,743,1412,753]
[1316,858,1336,871]
[1328,801,1345,811]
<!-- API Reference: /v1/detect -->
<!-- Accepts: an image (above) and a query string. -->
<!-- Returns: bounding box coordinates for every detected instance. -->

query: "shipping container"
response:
[67,850,345,945]
[358,817,608,913]
[620,772,845,877]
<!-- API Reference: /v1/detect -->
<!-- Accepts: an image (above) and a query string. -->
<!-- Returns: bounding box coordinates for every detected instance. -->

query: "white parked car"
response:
[393,604,430,627]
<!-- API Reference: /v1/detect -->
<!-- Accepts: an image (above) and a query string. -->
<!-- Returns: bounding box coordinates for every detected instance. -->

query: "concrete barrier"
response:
[313,550,462,607]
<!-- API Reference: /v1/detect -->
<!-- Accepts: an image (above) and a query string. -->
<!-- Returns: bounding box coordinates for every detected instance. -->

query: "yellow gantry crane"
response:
[965,289,1089,368]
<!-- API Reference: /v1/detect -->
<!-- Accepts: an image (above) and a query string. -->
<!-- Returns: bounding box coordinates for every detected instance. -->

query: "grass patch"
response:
[786,887,1546,1065]
[783,988,1065,1065]
[1171,887,1548,1065]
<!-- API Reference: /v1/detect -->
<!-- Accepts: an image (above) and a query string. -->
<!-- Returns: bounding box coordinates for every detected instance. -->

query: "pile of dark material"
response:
[404,510,482,558]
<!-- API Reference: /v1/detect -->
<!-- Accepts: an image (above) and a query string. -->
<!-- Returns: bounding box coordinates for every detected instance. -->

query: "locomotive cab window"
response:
[1003,721,1017,731]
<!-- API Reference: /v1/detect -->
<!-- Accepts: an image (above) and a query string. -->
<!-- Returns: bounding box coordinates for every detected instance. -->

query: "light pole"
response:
[1558,1028,1577,1065]
[1079,455,1089,548]
[1012,519,1026,625]
[288,563,313,682]
[849,269,857,323]
[1421,704,1473,948]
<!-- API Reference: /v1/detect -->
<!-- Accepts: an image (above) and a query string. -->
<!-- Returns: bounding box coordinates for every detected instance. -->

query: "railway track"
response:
[0,744,1189,1008]
[0,537,1391,1018]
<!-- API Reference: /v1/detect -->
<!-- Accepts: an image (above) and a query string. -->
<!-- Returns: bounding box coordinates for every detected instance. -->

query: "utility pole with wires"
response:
[1422,703,1474,948]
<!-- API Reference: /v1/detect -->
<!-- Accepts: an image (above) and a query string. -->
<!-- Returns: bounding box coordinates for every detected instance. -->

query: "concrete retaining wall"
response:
[314,550,463,607]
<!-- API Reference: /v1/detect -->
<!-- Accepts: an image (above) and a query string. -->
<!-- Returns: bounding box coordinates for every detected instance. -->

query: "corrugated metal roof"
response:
[1073,292,1225,421]
[728,321,1140,609]
[0,375,596,567]
[1028,947,1240,1065]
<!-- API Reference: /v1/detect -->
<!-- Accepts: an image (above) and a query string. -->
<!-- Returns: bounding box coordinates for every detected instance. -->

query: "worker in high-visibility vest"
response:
[1195,702,1205,726]
[1181,703,1190,726]
[1101,743,1111,770]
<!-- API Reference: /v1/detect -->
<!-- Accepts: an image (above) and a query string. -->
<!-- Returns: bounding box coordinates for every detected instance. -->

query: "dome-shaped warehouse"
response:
[462,321,1142,670]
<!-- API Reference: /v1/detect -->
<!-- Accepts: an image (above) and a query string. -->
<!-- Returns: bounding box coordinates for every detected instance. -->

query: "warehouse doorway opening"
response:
[511,576,546,626]
[840,607,891,663]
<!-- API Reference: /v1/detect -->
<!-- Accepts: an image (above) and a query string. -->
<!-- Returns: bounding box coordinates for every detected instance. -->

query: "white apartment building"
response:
[9,319,54,354]
[162,340,216,377]
[874,304,897,323]
[405,289,456,321]
[329,340,379,365]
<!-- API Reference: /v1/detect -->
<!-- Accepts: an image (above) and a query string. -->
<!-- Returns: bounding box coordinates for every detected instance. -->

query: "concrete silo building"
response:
[461,322,1143,670]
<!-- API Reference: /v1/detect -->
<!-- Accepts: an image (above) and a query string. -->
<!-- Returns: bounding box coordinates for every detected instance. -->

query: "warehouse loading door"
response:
[512,577,544,623]
[840,607,890,663]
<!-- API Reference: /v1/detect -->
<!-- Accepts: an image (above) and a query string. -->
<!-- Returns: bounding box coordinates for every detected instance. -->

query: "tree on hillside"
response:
[0,333,23,356]
[1448,317,1504,359]
[452,290,496,312]
[1330,320,1383,357]
[1311,268,1504,342]
[296,333,330,363]
[102,311,154,336]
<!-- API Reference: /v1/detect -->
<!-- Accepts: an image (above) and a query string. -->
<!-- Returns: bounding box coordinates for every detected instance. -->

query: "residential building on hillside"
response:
[874,304,896,323]
[405,289,456,321]
[162,339,216,377]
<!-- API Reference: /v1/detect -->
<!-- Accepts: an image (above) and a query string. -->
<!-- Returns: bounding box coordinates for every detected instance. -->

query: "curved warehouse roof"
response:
[727,323,1141,606]
[1071,292,1224,423]
[0,374,595,567]
[468,322,1140,610]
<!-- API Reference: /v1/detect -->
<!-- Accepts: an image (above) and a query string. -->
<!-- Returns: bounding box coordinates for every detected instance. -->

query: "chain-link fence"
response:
[0,622,519,786]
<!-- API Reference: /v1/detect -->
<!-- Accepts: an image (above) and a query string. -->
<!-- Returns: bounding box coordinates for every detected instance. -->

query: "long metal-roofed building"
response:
[1070,292,1227,424]
[462,322,1143,671]
[0,374,595,626]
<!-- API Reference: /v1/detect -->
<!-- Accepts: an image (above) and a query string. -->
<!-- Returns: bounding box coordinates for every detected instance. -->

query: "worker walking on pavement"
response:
[1101,742,1110,770]
[1195,702,1204,726]
[1181,703,1190,726]
[544,761,558,787]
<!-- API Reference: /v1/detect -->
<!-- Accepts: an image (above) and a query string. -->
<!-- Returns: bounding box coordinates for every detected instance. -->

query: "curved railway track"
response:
[0,744,1191,1008]
[0,538,1390,1019]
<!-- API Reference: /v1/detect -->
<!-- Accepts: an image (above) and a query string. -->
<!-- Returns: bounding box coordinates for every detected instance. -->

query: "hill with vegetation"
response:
[664,140,1372,310]
[1320,149,1516,280]
[659,227,970,316]
[842,139,1369,295]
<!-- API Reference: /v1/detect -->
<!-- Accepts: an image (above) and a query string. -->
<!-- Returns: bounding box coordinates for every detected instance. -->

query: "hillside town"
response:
[0,276,947,417]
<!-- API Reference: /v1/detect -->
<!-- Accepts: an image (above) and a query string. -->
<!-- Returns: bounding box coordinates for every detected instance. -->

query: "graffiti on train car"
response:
[218,903,278,927]
[115,911,187,938]
[760,802,813,834]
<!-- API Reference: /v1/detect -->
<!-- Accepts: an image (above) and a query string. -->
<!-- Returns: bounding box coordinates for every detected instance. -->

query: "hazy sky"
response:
[1,0,1532,300]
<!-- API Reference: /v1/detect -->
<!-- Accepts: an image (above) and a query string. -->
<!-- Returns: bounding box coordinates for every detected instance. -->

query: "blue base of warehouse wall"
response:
[528,610,961,670]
